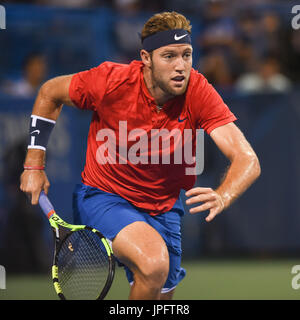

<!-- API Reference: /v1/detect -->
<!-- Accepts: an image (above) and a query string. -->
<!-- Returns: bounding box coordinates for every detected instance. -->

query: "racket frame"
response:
[40,195,115,300]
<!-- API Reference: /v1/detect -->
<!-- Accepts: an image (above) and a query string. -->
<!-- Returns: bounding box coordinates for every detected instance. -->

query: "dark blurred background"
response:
[0,0,300,276]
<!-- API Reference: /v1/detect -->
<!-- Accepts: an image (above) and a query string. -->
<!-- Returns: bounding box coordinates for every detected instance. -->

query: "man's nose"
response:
[175,57,185,73]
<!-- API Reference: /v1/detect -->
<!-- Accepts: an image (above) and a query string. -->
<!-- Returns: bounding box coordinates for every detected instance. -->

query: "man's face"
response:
[149,44,193,97]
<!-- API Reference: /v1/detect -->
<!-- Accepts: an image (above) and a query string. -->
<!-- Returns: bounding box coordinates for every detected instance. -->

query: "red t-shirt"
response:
[69,60,236,215]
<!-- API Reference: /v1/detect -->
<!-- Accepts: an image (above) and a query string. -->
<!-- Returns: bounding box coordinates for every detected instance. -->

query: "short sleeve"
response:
[69,62,112,111]
[191,75,237,134]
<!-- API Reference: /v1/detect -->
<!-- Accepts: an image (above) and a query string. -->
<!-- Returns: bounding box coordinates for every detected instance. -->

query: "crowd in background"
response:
[0,0,299,97]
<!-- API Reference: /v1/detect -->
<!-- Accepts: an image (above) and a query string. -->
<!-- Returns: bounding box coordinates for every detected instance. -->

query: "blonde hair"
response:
[141,11,192,41]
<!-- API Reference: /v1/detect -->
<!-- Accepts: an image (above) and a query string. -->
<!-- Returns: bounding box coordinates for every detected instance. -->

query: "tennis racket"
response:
[38,191,115,300]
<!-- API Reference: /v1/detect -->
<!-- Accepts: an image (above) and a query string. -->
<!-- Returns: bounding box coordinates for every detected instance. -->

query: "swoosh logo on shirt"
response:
[30,130,40,135]
[178,116,188,122]
[174,34,188,41]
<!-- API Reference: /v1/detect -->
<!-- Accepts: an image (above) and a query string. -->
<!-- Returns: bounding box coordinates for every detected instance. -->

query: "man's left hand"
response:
[185,187,225,222]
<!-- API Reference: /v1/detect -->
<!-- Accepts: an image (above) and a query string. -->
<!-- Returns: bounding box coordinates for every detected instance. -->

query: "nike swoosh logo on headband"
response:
[174,34,188,41]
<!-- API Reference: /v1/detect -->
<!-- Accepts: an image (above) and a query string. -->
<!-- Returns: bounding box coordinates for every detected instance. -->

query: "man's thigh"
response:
[111,221,169,275]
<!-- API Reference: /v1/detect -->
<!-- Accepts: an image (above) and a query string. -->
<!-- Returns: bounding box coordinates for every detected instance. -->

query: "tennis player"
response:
[20,11,261,300]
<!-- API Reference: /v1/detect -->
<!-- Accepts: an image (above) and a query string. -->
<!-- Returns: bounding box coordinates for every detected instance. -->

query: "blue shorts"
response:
[72,182,186,293]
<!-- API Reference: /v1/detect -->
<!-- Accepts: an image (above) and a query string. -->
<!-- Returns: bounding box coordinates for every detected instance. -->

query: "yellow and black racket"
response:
[38,191,115,300]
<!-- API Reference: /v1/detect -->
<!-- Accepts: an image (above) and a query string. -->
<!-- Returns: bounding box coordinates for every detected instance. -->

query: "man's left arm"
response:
[185,122,261,222]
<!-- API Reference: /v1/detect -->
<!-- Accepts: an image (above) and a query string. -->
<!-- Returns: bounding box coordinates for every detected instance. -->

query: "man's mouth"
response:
[171,76,185,87]
[171,76,185,82]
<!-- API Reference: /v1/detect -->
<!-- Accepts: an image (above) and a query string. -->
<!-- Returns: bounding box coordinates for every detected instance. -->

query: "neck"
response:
[143,67,173,105]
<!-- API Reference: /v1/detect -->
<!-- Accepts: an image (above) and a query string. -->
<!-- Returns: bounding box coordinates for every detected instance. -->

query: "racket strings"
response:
[56,229,110,300]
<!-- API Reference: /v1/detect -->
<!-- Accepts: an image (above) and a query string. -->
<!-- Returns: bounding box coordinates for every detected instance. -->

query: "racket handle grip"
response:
[39,191,55,217]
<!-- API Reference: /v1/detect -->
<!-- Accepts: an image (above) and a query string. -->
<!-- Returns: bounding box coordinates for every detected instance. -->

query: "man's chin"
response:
[169,85,187,96]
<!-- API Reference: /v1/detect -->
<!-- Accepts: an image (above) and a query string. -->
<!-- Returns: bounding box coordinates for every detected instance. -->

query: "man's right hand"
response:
[20,170,50,205]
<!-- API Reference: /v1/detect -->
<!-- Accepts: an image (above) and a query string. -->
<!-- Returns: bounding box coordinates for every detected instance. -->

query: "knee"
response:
[135,253,169,289]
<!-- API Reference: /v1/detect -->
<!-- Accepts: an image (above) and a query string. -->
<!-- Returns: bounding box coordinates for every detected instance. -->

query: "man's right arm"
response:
[20,74,75,204]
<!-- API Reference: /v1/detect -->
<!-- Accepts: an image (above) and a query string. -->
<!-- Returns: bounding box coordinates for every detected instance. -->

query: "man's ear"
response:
[140,49,152,68]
